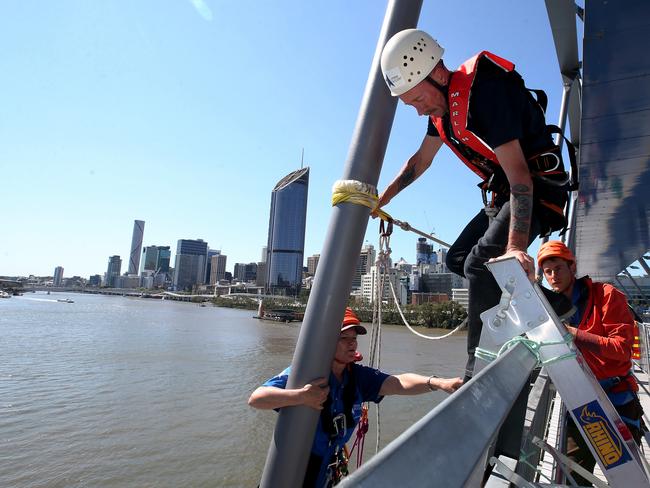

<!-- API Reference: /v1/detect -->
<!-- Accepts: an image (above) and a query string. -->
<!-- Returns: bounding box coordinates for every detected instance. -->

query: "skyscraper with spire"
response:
[265,167,309,295]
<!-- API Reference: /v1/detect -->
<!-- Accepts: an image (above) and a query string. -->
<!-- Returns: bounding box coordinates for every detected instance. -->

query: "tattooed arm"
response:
[493,139,536,278]
[374,135,442,214]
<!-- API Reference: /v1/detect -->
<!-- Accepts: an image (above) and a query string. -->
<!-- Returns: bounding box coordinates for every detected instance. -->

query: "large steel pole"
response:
[259,1,422,486]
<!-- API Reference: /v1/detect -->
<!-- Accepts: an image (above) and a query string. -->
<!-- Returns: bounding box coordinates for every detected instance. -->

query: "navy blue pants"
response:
[446,202,541,380]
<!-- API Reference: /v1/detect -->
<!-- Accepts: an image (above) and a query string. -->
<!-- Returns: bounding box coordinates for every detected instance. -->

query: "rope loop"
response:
[331,179,391,221]
[475,333,575,367]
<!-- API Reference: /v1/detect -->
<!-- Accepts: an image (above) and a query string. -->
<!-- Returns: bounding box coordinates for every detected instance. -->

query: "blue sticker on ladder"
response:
[572,400,632,469]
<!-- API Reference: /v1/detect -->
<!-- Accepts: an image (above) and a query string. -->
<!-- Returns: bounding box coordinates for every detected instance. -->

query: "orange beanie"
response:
[341,307,367,335]
[537,240,576,268]
[342,307,360,326]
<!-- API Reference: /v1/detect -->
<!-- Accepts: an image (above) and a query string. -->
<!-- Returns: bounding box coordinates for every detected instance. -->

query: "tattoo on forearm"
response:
[510,184,532,234]
[397,166,416,191]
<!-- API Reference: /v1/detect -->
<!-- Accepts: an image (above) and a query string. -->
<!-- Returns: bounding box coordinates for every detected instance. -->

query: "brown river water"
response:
[0,292,467,487]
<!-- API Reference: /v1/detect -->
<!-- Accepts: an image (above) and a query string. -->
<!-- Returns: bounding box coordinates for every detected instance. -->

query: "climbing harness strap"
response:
[325,445,349,487]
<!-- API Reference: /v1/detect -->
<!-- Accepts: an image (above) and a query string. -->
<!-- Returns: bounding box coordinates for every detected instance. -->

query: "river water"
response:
[0,292,467,487]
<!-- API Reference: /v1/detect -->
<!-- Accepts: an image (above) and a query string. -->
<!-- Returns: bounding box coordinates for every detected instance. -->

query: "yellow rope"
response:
[331,179,392,221]
[331,179,452,248]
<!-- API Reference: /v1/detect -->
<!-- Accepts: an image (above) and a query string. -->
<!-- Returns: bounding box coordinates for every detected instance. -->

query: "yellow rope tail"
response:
[331,179,391,221]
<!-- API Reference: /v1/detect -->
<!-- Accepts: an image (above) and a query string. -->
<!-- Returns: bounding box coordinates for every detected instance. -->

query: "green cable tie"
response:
[519,448,553,483]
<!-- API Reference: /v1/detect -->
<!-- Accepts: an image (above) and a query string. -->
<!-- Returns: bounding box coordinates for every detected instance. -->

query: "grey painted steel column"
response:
[544,0,582,253]
[258,1,422,487]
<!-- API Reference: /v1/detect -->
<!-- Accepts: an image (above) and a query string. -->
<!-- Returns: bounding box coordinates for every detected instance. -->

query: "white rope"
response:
[376,226,463,340]
[364,226,463,457]
[386,278,464,340]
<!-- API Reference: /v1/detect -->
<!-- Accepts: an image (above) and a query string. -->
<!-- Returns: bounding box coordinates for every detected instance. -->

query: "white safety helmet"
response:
[381,29,444,96]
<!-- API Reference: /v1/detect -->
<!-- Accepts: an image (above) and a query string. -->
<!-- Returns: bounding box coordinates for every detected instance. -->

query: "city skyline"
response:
[3,2,578,278]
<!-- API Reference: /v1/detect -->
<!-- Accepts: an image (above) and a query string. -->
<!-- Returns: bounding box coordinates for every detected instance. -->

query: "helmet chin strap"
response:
[425,75,449,98]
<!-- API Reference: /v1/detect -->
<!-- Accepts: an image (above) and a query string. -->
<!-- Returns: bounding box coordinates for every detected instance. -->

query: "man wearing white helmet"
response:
[376,29,573,380]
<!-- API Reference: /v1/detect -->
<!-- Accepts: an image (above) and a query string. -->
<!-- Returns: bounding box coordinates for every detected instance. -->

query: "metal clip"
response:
[332,413,347,438]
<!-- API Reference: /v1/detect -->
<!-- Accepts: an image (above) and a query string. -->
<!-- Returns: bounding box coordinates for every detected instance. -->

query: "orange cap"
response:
[537,240,576,268]
[341,307,367,335]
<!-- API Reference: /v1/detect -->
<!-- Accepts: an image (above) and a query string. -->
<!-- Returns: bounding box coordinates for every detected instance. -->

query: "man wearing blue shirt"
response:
[248,308,462,487]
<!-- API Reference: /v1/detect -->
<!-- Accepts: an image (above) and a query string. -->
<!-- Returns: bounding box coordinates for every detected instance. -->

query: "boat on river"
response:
[256,308,303,323]
[57,298,74,303]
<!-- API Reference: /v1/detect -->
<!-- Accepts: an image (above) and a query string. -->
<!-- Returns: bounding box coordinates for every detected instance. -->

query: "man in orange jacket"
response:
[537,240,645,482]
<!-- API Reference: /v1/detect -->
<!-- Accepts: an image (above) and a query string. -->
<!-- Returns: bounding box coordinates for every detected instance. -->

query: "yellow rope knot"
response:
[331,179,391,221]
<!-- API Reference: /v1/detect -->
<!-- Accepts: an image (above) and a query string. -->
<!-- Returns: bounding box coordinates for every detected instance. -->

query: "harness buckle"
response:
[332,413,347,438]
[481,185,500,222]
[535,151,561,172]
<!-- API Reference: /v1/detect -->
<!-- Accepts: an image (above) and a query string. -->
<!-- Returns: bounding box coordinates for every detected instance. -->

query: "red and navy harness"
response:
[429,51,578,235]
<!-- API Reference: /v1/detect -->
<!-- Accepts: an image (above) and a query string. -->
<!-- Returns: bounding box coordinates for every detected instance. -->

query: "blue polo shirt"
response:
[263,363,389,487]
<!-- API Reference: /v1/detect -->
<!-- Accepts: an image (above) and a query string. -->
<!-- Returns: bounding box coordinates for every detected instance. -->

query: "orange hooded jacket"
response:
[573,277,637,391]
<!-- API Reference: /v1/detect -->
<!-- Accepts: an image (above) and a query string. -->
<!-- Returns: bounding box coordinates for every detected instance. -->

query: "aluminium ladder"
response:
[481,257,650,487]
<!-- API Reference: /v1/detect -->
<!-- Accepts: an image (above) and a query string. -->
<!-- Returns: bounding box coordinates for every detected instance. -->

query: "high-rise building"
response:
[436,248,448,273]
[266,167,309,295]
[205,249,221,283]
[141,245,171,274]
[256,262,267,288]
[140,246,158,273]
[156,247,171,273]
[173,239,208,291]
[105,255,122,288]
[234,262,258,282]
[88,275,102,287]
[352,244,376,290]
[360,266,407,305]
[209,253,227,284]
[420,271,454,297]
[128,220,145,275]
[261,246,268,263]
[416,237,435,265]
[307,254,320,277]
[53,266,64,287]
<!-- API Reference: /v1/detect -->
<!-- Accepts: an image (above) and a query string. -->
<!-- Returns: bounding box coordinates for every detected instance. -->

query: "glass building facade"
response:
[141,245,171,274]
[128,220,145,275]
[266,167,309,295]
[106,255,122,288]
[173,239,208,291]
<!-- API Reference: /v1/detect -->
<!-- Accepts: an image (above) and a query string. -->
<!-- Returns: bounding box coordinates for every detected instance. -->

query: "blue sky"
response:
[1,1,579,277]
